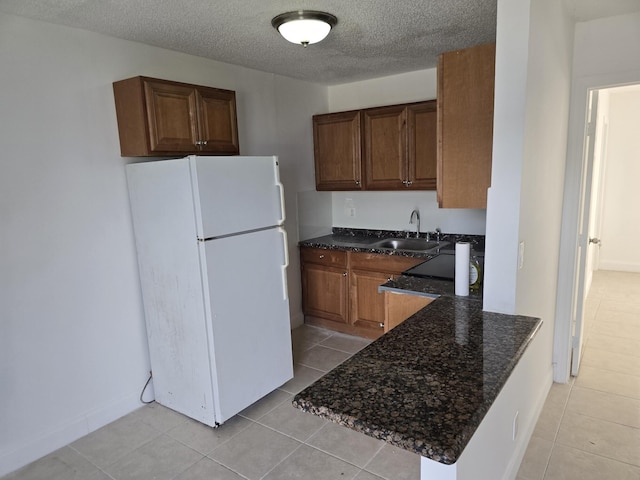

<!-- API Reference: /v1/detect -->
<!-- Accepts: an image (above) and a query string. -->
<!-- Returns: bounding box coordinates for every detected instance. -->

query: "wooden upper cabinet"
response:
[314,100,436,191]
[408,101,437,190]
[113,76,239,157]
[313,111,362,190]
[363,105,407,190]
[143,79,199,153]
[437,43,495,208]
[196,88,239,154]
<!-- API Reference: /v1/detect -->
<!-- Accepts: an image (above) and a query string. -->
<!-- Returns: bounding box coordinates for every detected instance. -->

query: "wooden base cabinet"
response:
[350,269,393,334]
[113,76,239,157]
[301,248,349,325]
[301,248,424,339]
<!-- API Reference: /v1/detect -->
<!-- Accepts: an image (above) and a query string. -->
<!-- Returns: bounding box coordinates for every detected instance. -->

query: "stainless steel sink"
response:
[369,238,448,252]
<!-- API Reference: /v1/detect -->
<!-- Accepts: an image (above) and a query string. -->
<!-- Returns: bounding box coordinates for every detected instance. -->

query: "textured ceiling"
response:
[0,0,638,85]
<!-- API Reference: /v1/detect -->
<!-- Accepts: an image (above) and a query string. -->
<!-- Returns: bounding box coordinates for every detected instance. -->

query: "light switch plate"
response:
[518,241,525,269]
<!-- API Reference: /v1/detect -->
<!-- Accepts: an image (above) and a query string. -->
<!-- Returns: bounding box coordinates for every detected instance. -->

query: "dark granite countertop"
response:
[379,274,483,301]
[298,233,438,259]
[298,228,485,259]
[293,297,542,464]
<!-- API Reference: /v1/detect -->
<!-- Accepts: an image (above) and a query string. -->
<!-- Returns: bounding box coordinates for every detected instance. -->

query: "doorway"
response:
[554,82,640,382]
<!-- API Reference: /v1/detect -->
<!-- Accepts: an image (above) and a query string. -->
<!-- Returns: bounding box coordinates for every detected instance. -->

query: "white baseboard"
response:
[0,392,144,477]
[598,262,640,273]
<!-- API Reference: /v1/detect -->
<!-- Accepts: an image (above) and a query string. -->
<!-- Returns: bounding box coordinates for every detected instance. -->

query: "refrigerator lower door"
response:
[201,227,293,423]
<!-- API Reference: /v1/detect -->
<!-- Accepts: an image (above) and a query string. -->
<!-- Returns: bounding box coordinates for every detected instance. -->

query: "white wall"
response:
[554,11,640,382]
[483,0,530,315]
[515,0,574,391]
[487,0,574,314]
[326,70,487,235]
[0,12,323,475]
[486,0,573,391]
[599,88,640,272]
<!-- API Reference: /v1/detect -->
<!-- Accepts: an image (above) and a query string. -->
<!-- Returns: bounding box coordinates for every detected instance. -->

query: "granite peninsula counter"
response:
[293,297,541,464]
[295,231,543,477]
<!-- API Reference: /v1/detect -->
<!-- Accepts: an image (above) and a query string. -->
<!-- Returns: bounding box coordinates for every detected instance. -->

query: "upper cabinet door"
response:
[363,105,407,190]
[144,80,200,153]
[196,87,239,155]
[437,43,495,208]
[113,76,239,157]
[313,111,363,191]
[407,101,437,190]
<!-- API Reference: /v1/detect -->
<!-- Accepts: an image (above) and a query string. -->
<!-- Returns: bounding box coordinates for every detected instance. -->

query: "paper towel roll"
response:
[455,242,470,296]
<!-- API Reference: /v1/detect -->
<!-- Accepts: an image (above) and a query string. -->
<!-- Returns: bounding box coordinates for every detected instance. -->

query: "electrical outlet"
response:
[513,411,519,441]
[344,198,356,217]
[518,241,525,269]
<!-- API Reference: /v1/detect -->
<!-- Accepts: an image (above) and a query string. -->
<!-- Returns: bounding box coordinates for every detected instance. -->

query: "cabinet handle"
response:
[195,140,208,146]
[319,254,325,259]
[379,322,384,329]
[343,272,347,277]
[355,180,361,186]
[387,277,393,282]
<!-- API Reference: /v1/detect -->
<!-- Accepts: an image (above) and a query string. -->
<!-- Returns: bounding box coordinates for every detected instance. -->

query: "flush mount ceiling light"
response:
[271,10,338,47]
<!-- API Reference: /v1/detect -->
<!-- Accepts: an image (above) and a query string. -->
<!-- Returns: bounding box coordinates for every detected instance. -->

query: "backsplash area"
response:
[331,191,487,235]
[296,190,487,241]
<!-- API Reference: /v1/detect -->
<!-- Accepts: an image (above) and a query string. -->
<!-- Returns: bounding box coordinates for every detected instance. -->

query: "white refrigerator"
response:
[126,155,293,427]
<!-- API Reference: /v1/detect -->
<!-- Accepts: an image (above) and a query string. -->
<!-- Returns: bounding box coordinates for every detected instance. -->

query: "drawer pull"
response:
[379,323,384,328]
[343,272,347,277]
[319,254,325,259]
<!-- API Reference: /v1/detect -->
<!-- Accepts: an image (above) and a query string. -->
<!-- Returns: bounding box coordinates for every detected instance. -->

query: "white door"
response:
[190,156,285,239]
[585,117,608,290]
[200,227,292,423]
[570,90,599,376]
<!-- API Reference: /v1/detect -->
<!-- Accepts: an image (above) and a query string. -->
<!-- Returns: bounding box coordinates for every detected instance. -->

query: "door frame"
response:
[553,72,640,383]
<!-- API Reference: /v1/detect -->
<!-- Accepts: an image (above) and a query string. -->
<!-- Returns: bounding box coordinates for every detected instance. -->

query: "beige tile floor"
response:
[5,270,639,480]
[3,326,420,480]
[516,270,640,480]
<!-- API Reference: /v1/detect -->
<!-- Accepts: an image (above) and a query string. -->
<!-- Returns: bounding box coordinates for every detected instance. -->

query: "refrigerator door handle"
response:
[279,227,289,301]
[275,164,286,225]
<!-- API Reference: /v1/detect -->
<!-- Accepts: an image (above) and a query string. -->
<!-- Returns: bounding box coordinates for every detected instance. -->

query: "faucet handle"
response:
[426,229,443,242]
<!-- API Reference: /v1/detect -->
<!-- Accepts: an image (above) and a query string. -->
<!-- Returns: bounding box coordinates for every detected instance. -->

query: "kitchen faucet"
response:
[409,209,420,238]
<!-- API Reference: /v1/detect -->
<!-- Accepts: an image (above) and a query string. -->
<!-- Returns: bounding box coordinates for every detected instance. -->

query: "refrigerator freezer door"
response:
[190,156,285,239]
[201,227,293,423]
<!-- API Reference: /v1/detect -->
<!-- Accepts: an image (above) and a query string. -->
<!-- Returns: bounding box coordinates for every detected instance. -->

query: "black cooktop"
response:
[403,253,456,280]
